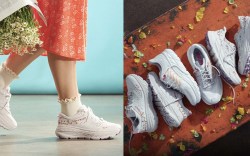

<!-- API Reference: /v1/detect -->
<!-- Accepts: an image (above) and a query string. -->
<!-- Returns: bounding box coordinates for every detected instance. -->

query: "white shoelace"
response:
[194,65,220,88]
[88,108,104,125]
[0,90,11,112]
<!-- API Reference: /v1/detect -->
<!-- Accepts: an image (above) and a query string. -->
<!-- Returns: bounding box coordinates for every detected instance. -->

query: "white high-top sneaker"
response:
[149,49,201,106]
[125,74,158,134]
[0,87,17,130]
[206,27,241,85]
[235,16,250,75]
[55,106,121,139]
[147,72,191,127]
[187,44,223,105]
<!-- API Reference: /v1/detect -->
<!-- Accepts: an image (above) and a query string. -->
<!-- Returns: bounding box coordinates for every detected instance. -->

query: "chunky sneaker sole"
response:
[147,72,191,127]
[206,27,241,85]
[126,74,158,133]
[56,106,121,140]
[149,49,201,106]
[235,16,250,75]
[55,125,121,140]
[0,87,17,130]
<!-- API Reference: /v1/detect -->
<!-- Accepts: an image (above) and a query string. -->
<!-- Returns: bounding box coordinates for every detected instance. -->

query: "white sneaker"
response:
[125,74,158,134]
[187,44,223,105]
[149,49,201,106]
[147,72,191,127]
[0,87,17,130]
[55,106,121,139]
[235,16,250,75]
[206,27,241,85]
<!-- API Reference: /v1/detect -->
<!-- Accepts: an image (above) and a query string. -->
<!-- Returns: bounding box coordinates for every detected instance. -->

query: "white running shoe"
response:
[147,72,191,127]
[149,49,201,106]
[206,27,241,85]
[55,106,121,139]
[0,87,17,130]
[235,16,250,75]
[187,44,223,105]
[125,74,158,134]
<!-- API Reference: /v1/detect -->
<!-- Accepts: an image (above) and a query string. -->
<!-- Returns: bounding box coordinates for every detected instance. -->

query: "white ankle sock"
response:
[0,63,18,89]
[58,94,87,117]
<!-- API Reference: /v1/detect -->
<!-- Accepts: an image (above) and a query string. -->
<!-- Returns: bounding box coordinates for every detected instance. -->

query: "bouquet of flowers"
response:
[0,0,46,55]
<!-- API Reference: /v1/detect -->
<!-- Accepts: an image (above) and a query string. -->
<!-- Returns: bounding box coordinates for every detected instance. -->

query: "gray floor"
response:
[0,95,123,156]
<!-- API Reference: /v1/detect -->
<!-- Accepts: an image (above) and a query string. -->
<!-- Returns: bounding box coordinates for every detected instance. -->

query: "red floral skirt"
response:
[35,0,87,61]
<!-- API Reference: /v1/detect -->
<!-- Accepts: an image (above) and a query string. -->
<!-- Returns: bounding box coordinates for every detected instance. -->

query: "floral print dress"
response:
[35,0,87,61]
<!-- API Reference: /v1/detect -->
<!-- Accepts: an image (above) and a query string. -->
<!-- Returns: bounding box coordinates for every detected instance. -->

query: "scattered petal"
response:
[134,58,140,63]
[178,6,183,11]
[205,108,214,116]
[228,0,235,5]
[218,113,222,118]
[196,7,206,22]
[177,142,186,151]
[230,117,236,123]
[166,41,171,47]
[142,62,148,68]
[236,114,242,120]
[188,39,192,44]
[224,7,229,14]
[171,25,175,29]
[238,107,245,115]
[247,109,250,114]
[200,124,207,132]
[134,50,144,58]
[139,32,147,39]
[188,24,194,30]
[159,134,166,141]
[149,132,158,140]
[221,96,234,103]
[168,138,175,144]
[220,105,227,111]
[242,82,248,89]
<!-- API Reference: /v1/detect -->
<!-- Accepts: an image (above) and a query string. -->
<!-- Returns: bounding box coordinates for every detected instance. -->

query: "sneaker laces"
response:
[194,65,220,88]
[88,107,104,125]
[0,89,11,112]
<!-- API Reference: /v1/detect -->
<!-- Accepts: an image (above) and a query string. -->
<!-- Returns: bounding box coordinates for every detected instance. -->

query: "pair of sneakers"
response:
[0,87,121,140]
[125,71,192,134]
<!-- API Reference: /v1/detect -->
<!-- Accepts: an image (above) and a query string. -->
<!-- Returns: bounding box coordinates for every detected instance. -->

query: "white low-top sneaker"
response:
[0,87,17,130]
[125,74,158,134]
[235,16,250,75]
[55,106,121,139]
[149,49,201,106]
[206,27,241,85]
[187,44,223,105]
[147,72,191,127]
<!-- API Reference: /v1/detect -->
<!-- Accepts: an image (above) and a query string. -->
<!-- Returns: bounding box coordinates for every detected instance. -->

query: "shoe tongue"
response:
[195,58,206,70]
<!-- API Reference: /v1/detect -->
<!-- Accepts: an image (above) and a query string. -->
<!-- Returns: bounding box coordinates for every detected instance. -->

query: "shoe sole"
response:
[126,74,158,132]
[56,129,121,140]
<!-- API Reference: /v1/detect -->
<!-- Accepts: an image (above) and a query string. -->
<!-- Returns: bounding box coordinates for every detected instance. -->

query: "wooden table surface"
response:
[124,0,250,155]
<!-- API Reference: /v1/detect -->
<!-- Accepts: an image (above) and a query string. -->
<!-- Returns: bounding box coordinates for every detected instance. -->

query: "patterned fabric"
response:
[34,0,87,60]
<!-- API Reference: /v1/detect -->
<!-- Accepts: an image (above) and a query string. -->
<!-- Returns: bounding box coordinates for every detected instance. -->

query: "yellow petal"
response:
[224,7,229,14]
[238,107,245,115]
[134,58,140,63]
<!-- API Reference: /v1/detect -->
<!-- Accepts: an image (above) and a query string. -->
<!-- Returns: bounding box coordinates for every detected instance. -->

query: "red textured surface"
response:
[124,0,250,155]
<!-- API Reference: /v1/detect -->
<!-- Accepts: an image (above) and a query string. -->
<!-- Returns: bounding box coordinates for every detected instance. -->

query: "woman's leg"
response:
[0,48,44,130]
[0,48,45,89]
[47,52,82,117]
